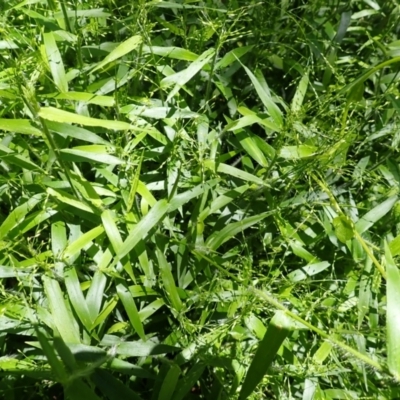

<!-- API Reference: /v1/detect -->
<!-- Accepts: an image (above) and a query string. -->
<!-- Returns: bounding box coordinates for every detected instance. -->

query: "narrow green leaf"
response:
[86,271,107,323]
[116,283,145,340]
[355,196,397,234]
[156,248,183,312]
[158,365,181,400]
[0,119,42,136]
[0,194,44,240]
[60,148,123,165]
[43,276,81,344]
[161,48,215,101]
[39,107,132,130]
[333,215,354,243]
[386,242,400,380]
[239,311,292,399]
[65,266,93,331]
[92,35,142,73]
[36,328,68,383]
[291,73,309,113]
[48,121,111,145]
[91,369,143,400]
[63,225,105,260]
[240,66,283,127]
[206,212,271,251]
[115,199,168,261]
[279,145,317,159]
[43,31,68,92]
[0,143,44,171]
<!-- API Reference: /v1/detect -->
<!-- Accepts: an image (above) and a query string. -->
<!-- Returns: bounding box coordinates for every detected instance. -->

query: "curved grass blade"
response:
[385,242,400,380]
[239,311,292,400]
[43,276,81,344]
[92,35,142,73]
[116,283,145,341]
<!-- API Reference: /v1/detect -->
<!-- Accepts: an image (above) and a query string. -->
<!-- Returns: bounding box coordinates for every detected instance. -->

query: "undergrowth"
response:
[1,0,400,399]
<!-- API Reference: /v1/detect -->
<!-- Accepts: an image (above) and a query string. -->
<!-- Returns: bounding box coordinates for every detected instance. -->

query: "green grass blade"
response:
[355,196,397,234]
[92,35,142,73]
[35,327,68,383]
[114,199,168,261]
[43,31,68,92]
[64,266,93,331]
[156,248,183,312]
[385,242,400,380]
[116,282,145,340]
[205,212,271,251]
[43,276,81,344]
[239,311,292,400]
[39,107,132,130]
[0,194,44,240]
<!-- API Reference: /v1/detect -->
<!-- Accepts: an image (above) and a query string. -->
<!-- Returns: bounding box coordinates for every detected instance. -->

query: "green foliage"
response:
[1,0,400,399]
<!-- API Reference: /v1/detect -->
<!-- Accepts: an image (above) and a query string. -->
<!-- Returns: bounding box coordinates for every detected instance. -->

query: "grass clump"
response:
[1,0,400,399]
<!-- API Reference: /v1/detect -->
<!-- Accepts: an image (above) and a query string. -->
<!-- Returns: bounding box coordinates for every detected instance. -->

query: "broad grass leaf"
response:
[116,283,145,341]
[205,160,265,185]
[64,378,102,400]
[0,119,42,136]
[39,107,132,130]
[86,271,107,323]
[199,184,249,221]
[215,45,254,70]
[47,121,111,145]
[43,276,80,344]
[234,130,269,167]
[126,153,143,212]
[47,187,95,214]
[92,35,142,73]
[51,221,67,259]
[142,46,198,61]
[355,196,397,234]
[287,261,330,282]
[385,241,400,380]
[48,91,115,106]
[239,311,292,399]
[0,143,44,171]
[279,145,317,159]
[156,248,183,312]
[358,257,372,329]
[115,199,168,261]
[0,194,44,240]
[158,365,181,400]
[35,328,68,383]
[171,363,205,400]
[291,73,309,113]
[54,8,110,18]
[206,212,271,251]
[226,114,281,133]
[100,335,179,357]
[91,369,143,400]
[63,225,105,260]
[91,296,118,331]
[60,147,123,165]
[43,31,68,92]
[333,215,354,243]
[161,48,215,101]
[168,181,217,212]
[64,267,93,331]
[240,66,283,128]
[101,210,123,252]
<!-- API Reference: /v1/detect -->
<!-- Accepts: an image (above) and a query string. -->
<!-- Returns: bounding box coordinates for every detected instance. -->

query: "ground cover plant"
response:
[1,0,400,398]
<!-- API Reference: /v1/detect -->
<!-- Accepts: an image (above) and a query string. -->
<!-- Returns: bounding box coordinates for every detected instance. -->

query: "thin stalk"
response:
[253,288,389,375]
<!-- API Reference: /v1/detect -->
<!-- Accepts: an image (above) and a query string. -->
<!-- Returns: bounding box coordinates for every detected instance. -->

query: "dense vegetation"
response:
[1,0,400,398]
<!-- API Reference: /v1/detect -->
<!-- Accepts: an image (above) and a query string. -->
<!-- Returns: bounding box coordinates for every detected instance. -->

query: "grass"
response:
[1,0,400,398]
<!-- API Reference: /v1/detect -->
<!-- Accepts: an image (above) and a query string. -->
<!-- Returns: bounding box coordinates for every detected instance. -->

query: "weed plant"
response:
[0,0,400,399]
